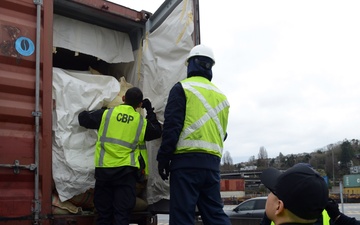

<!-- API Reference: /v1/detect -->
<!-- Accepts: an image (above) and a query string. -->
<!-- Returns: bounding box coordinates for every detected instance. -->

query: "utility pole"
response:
[332,148,335,186]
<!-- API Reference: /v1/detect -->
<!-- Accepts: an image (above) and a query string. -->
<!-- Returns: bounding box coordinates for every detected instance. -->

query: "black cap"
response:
[260,163,328,220]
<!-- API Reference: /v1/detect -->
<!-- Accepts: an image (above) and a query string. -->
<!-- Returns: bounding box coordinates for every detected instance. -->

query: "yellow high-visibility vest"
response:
[322,210,331,225]
[176,76,230,158]
[95,105,147,168]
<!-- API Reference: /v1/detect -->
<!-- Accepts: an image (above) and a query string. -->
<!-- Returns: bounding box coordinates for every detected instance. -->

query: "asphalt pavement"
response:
[156,203,360,224]
[340,203,360,220]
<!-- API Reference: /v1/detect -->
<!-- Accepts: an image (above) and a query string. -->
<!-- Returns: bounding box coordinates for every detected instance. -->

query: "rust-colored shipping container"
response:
[0,0,200,224]
[220,179,245,192]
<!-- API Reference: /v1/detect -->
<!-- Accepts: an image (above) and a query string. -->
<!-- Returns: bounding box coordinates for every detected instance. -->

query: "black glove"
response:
[325,198,341,220]
[141,99,153,111]
[158,161,170,181]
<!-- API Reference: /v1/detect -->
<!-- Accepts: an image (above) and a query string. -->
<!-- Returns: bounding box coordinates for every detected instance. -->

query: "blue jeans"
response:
[169,168,230,225]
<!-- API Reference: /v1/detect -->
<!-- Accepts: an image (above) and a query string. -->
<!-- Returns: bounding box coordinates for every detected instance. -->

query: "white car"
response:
[224,196,267,219]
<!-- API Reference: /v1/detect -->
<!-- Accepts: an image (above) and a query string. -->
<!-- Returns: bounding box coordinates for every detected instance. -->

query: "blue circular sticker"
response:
[15,37,35,56]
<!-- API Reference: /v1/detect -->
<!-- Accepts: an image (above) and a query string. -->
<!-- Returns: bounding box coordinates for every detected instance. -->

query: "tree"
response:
[257,146,268,168]
[286,154,296,167]
[269,158,275,167]
[351,139,360,165]
[222,151,233,165]
[339,139,354,175]
[304,153,311,163]
[279,152,287,169]
[279,152,284,158]
[258,146,268,159]
[221,151,234,171]
[248,155,256,164]
[324,144,337,184]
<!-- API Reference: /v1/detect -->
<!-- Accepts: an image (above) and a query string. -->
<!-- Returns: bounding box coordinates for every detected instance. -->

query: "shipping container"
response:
[343,174,360,188]
[221,179,246,192]
[343,187,360,194]
[0,0,200,224]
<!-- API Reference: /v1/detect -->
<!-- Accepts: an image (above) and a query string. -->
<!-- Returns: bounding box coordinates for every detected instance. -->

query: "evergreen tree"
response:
[339,139,354,175]
[340,140,354,166]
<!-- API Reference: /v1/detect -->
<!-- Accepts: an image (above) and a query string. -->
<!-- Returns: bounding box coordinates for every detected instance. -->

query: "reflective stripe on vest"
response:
[97,107,144,167]
[177,78,230,156]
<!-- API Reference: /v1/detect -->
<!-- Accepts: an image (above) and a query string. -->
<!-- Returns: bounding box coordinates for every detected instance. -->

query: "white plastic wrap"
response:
[53,15,134,64]
[52,68,119,201]
[142,0,195,204]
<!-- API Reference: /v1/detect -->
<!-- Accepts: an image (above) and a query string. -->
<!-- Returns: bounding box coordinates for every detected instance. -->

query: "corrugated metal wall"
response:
[0,0,53,223]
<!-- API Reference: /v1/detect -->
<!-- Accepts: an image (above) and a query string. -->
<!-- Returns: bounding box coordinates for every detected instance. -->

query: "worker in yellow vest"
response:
[157,44,231,225]
[260,164,328,225]
[262,198,360,225]
[260,163,360,225]
[79,87,162,225]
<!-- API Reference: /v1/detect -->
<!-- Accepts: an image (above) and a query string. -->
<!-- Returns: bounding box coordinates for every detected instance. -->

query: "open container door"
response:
[51,0,151,205]
[51,0,201,216]
[51,1,159,224]
[140,0,201,212]
[52,0,201,219]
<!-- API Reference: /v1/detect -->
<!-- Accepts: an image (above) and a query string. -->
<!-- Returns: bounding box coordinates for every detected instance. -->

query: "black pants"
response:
[94,171,137,225]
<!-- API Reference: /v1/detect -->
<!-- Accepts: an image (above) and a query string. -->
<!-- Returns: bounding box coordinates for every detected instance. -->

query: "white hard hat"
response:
[185,44,215,66]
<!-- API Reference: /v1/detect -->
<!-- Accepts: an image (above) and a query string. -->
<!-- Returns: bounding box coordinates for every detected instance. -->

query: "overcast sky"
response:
[112,0,360,164]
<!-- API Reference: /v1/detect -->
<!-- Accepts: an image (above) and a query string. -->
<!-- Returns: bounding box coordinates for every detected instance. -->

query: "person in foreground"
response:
[156,44,231,225]
[78,87,162,225]
[259,184,360,225]
[260,163,329,225]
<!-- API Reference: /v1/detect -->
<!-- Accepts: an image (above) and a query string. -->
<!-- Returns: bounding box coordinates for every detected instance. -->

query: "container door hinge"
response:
[32,199,41,217]
[33,0,43,5]
[32,111,42,117]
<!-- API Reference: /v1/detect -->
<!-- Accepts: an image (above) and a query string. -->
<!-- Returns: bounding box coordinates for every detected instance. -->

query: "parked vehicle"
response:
[0,0,200,224]
[225,196,267,219]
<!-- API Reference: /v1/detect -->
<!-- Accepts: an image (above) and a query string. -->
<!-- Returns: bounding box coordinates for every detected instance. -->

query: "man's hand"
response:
[325,198,341,220]
[141,98,154,112]
[158,161,170,181]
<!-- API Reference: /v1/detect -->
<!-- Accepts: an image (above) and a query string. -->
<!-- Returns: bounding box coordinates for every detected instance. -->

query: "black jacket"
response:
[260,212,360,225]
[333,214,360,225]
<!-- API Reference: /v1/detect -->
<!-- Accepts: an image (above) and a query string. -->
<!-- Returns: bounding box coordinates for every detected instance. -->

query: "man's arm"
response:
[156,82,186,180]
[156,82,186,162]
[144,108,162,141]
[78,108,106,129]
[326,198,360,225]
[335,214,360,225]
